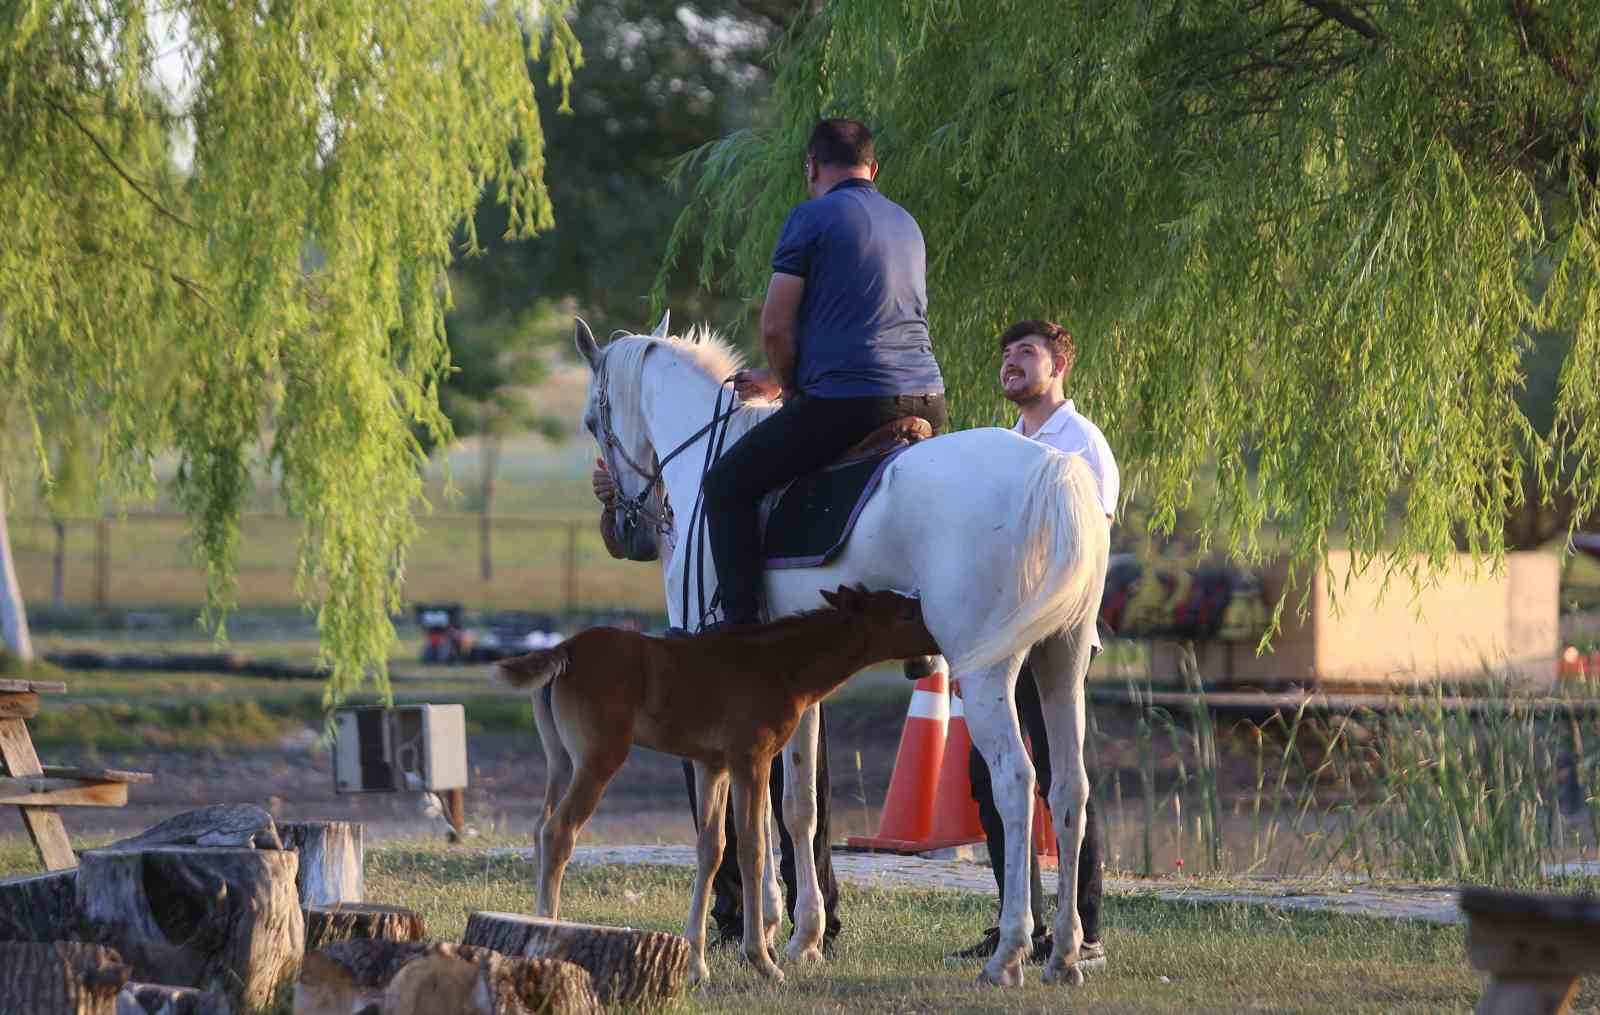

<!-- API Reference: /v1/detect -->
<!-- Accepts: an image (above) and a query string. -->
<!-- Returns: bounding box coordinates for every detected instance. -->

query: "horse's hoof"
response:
[977,959,1025,988]
[1042,958,1085,986]
[758,962,785,983]
[690,959,711,986]
[784,941,824,964]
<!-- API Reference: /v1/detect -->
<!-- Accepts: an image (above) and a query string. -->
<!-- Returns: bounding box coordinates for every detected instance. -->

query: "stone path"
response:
[487,843,1464,926]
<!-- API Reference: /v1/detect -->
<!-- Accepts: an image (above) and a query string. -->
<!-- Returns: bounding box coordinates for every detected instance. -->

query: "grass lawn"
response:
[358,848,1494,1013]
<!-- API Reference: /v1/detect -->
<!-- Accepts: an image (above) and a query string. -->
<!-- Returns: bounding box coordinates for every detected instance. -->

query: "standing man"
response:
[949,319,1116,970]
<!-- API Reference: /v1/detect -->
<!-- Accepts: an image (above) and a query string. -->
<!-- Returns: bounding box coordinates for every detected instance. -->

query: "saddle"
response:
[761,415,933,570]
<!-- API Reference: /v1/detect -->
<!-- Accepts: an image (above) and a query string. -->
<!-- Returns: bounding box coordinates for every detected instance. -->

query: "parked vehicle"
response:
[466,611,564,662]
[414,603,472,663]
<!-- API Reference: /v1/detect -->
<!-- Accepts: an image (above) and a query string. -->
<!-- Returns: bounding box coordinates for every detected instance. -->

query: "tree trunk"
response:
[480,433,501,583]
[294,940,600,1015]
[113,982,229,1015]
[303,903,422,952]
[51,520,66,611]
[107,805,282,851]
[0,941,130,1015]
[0,480,35,662]
[76,847,303,1012]
[0,868,80,942]
[277,821,363,907]
[461,911,690,1008]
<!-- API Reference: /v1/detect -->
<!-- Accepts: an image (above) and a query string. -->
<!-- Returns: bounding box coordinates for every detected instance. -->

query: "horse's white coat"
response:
[571,318,1109,985]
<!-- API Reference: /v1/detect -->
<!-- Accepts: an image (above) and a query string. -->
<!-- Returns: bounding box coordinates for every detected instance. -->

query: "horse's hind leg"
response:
[686,762,731,985]
[781,703,826,964]
[962,653,1033,987]
[732,759,784,981]
[532,684,571,845]
[536,755,617,921]
[1031,627,1096,987]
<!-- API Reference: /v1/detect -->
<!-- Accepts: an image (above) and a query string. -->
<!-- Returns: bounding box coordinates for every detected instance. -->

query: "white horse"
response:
[563,312,1109,987]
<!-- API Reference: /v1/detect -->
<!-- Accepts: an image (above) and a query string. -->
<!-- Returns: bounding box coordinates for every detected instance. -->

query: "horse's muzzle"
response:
[617,510,661,562]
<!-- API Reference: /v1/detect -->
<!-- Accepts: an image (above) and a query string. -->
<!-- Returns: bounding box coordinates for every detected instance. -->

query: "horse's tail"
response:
[495,645,570,691]
[947,449,1109,676]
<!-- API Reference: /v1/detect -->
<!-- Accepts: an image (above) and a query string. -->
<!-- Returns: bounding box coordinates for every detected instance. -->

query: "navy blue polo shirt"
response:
[771,179,944,398]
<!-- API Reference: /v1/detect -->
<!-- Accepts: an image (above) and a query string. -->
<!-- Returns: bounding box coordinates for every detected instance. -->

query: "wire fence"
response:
[9,512,664,615]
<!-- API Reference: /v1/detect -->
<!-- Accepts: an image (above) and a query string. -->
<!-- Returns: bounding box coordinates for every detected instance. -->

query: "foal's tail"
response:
[947,449,1109,675]
[495,645,570,691]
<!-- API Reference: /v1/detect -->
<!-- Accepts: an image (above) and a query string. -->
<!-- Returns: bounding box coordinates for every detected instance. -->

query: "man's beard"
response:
[1003,377,1051,406]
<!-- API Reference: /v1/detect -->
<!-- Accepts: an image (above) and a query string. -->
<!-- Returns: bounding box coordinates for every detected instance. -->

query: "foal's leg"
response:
[536,756,619,921]
[686,762,731,985]
[962,654,1033,987]
[781,702,826,964]
[731,759,784,981]
[531,685,571,848]
[1031,627,1096,987]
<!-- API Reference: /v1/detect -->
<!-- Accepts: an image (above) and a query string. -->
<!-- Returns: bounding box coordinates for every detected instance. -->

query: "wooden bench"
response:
[1460,886,1600,1014]
[0,679,153,870]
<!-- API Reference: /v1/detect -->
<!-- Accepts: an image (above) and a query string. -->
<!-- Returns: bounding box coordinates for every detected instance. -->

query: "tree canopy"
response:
[670,1,1600,579]
[0,1,578,700]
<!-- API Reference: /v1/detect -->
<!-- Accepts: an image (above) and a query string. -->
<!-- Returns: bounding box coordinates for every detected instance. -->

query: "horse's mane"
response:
[601,325,746,393]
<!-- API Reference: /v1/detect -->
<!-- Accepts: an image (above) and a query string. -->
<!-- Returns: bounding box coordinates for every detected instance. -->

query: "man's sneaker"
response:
[1077,938,1108,970]
[945,927,999,962]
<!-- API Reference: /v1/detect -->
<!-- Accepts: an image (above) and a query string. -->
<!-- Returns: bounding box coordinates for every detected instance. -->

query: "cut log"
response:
[76,847,303,1012]
[0,868,79,942]
[303,903,423,951]
[293,940,599,1015]
[113,982,229,1015]
[277,821,363,907]
[0,941,130,1015]
[461,911,690,1007]
[106,805,281,851]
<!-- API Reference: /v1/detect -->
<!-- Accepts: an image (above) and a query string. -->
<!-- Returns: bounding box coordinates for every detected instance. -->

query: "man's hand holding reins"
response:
[592,457,618,506]
[733,368,783,402]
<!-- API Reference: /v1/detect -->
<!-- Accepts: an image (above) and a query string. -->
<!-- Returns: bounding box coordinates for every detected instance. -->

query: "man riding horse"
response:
[594,116,945,952]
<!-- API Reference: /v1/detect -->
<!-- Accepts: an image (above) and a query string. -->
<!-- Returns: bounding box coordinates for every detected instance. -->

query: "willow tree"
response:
[669,2,1599,579]
[0,2,578,700]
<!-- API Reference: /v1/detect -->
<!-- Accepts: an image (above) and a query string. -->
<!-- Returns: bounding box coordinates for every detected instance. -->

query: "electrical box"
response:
[333,704,468,794]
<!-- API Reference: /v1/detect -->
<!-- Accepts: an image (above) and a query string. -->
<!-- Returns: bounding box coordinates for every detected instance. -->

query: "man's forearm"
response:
[599,507,626,560]
[764,328,797,389]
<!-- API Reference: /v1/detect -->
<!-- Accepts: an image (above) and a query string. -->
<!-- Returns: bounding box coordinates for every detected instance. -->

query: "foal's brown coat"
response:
[496,586,940,983]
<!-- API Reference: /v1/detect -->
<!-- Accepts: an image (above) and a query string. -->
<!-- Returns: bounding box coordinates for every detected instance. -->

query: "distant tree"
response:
[0,2,579,700]
[670,2,1599,575]
[455,0,797,332]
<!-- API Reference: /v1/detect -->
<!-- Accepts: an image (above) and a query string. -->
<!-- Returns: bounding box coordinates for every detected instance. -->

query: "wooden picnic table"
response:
[0,678,153,870]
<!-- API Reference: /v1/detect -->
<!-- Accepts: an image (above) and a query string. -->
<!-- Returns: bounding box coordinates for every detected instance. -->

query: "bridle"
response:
[592,347,740,544]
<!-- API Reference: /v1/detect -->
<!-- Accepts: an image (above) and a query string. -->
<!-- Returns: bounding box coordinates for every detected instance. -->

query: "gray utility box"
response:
[333,704,468,794]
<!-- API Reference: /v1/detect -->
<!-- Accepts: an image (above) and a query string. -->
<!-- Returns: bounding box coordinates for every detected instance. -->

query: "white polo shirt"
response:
[1014,400,1119,519]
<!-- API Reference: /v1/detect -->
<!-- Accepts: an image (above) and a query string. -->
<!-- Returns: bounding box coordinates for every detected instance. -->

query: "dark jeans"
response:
[702,391,947,623]
[968,660,1104,942]
[682,707,841,945]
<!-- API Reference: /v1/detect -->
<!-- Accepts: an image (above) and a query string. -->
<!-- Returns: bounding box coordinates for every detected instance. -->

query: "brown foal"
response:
[495,585,940,984]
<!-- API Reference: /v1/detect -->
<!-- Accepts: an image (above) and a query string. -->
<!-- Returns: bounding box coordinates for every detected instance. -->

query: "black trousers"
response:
[682,707,841,945]
[702,391,947,623]
[968,660,1104,942]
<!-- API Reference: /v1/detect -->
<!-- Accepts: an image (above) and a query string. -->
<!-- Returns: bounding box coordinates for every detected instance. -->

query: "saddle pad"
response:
[762,447,909,570]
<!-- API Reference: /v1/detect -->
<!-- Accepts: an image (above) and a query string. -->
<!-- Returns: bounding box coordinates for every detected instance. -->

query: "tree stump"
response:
[1461,886,1600,1015]
[0,868,79,942]
[277,821,363,907]
[113,983,229,1015]
[462,911,690,1007]
[76,847,303,1012]
[107,805,281,851]
[0,941,130,1015]
[303,903,423,951]
[293,940,599,1015]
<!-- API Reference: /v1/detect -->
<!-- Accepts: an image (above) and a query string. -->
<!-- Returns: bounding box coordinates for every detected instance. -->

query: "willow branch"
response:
[1300,1,1383,42]
[43,97,197,231]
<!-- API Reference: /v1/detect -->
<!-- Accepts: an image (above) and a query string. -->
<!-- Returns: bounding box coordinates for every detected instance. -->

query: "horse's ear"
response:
[649,309,671,339]
[574,318,601,370]
[820,587,842,609]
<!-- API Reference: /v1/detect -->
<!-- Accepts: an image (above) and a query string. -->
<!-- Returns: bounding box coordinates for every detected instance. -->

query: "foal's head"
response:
[815,585,941,662]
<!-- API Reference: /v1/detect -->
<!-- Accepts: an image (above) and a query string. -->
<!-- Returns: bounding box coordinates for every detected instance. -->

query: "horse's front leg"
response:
[781,703,826,964]
[731,759,784,981]
[686,763,731,985]
[1032,630,1096,986]
[962,656,1033,987]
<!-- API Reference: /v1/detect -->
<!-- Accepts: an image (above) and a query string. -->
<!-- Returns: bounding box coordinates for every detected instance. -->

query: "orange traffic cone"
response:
[845,668,949,852]
[924,675,989,849]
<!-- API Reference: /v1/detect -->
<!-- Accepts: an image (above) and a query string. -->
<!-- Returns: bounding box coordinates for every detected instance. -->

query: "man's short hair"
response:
[999,319,1077,375]
[807,118,876,168]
